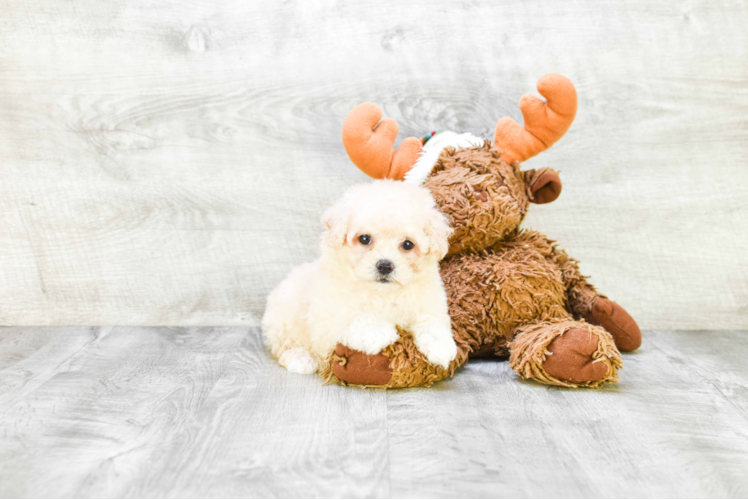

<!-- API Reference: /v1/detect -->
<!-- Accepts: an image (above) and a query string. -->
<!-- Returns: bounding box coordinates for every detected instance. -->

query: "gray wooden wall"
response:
[1,0,746,328]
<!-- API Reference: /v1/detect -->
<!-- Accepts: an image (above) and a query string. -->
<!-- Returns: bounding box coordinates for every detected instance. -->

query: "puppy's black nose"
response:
[376,260,394,275]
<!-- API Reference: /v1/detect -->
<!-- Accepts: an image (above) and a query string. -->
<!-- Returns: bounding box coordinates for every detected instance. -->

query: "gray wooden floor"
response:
[1,328,747,498]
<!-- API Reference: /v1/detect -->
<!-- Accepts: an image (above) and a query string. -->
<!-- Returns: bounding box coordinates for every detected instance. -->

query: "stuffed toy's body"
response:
[322,74,641,389]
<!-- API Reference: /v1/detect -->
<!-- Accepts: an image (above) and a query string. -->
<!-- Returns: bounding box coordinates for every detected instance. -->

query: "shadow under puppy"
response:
[263,180,456,376]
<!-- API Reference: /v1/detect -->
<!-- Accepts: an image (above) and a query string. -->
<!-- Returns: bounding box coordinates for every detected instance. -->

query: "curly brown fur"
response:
[425,143,530,256]
[507,230,605,320]
[441,233,570,358]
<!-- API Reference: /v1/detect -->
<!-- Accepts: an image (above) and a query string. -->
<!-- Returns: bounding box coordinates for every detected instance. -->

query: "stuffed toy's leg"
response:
[513,231,642,352]
[325,320,622,389]
[321,329,467,388]
[557,258,641,352]
[508,319,622,388]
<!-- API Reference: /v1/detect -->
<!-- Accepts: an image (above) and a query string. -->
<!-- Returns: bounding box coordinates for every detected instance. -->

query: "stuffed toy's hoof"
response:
[322,331,464,388]
[509,320,622,388]
[543,328,609,383]
[587,298,642,352]
[330,344,393,386]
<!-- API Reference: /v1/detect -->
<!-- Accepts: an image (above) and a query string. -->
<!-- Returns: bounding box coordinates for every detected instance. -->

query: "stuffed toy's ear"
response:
[425,209,453,259]
[525,168,562,204]
[321,200,349,248]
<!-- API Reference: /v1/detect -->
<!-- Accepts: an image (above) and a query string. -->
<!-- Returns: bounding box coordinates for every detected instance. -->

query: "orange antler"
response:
[342,103,422,181]
[494,74,577,164]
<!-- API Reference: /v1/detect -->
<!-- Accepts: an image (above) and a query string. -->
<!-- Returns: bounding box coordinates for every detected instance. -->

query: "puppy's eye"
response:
[358,234,372,245]
[401,240,415,251]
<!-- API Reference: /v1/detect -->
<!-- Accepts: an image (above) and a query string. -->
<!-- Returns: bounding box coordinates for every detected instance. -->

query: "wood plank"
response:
[125,329,390,498]
[648,330,748,422]
[1,327,747,498]
[0,327,250,497]
[387,340,748,497]
[1,0,747,327]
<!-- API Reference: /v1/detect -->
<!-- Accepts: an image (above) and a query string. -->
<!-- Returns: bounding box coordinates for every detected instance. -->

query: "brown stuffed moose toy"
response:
[322,74,641,389]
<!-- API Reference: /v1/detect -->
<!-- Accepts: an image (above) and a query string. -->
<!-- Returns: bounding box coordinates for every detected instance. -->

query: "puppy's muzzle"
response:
[376,259,394,277]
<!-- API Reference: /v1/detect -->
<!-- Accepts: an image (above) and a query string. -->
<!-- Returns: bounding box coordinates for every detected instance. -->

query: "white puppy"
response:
[262,180,457,375]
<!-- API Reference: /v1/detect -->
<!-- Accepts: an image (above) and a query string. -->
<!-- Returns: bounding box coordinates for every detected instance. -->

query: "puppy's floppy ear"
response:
[321,199,350,248]
[424,208,453,259]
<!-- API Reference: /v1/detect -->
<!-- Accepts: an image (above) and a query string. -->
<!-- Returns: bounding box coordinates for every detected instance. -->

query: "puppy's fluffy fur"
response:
[263,180,457,375]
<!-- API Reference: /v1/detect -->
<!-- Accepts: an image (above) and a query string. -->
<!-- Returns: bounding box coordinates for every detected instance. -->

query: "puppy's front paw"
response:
[413,323,457,369]
[344,324,400,355]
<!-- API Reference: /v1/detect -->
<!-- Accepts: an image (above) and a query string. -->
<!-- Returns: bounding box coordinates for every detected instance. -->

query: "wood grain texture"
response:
[1,327,747,498]
[0,0,747,327]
